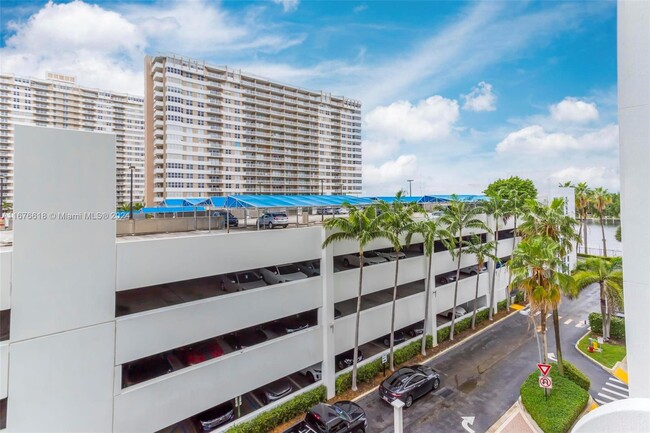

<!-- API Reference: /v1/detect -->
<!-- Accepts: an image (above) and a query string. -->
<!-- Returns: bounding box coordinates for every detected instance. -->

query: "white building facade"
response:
[0,72,145,205]
[144,55,363,204]
[1,126,514,433]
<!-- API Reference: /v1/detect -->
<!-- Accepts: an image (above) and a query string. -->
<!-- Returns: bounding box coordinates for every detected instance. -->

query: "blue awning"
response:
[142,206,206,213]
[371,196,425,204]
[224,195,375,208]
[421,194,487,203]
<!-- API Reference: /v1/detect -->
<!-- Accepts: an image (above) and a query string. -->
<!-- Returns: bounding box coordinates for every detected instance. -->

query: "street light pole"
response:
[407,179,414,197]
[129,165,135,221]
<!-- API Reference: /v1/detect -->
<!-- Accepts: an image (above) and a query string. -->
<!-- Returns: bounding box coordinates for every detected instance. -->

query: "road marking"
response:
[510,304,526,311]
[534,311,540,316]
[606,382,629,393]
[601,387,628,399]
[595,398,608,405]
[611,377,625,385]
[461,416,475,433]
[589,401,599,411]
[575,321,587,328]
[613,367,629,384]
[597,392,617,401]
[564,319,573,325]
[547,353,557,362]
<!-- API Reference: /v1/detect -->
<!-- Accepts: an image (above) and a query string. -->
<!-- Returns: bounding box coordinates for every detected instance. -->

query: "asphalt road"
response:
[357,283,613,433]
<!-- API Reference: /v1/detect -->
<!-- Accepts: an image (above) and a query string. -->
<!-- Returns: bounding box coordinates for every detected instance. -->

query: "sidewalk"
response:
[486,401,539,433]
[613,356,629,384]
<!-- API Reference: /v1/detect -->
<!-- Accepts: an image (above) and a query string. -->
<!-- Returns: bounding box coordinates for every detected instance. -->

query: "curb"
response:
[573,331,614,374]
[352,307,521,403]
[516,397,545,433]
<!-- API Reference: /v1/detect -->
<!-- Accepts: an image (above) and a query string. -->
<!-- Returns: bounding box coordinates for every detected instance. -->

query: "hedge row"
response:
[559,361,591,391]
[588,312,625,340]
[227,386,326,433]
[521,364,589,433]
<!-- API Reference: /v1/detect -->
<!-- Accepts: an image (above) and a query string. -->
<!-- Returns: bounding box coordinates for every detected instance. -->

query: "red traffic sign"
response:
[537,363,552,376]
[539,376,553,389]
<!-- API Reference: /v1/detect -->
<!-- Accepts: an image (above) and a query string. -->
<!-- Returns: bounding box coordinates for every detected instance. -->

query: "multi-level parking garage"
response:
[0,127,520,433]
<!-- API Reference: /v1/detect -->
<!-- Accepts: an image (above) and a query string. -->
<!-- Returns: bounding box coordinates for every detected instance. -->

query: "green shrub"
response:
[476,308,490,323]
[515,291,525,304]
[588,312,626,340]
[228,386,326,433]
[520,367,589,433]
[335,371,351,394]
[559,361,590,391]
[437,326,450,343]
[497,299,508,312]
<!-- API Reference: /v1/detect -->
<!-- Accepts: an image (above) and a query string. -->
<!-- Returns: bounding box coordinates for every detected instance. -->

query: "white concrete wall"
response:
[435,274,490,313]
[115,277,322,364]
[618,0,650,399]
[7,323,116,433]
[0,251,10,311]
[113,327,322,433]
[0,343,7,399]
[11,126,116,341]
[116,226,322,290]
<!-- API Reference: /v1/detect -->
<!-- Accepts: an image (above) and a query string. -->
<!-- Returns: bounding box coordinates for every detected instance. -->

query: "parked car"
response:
[223,328,268,350]
[300,364,322,383]
[220,271,267,292]
[376,248,407,261]
[341,251,388,268]
[436,271,458,285]
[378,330,408,347]
[427,211,444,219]
[297,260,320,277]
[404,321,424,338]
[460,265,487,275]
[174,339,224,366]
[194,401,235,431]
[213,211,238,227]
[260,264,308,284]
[316,207,336,215]
[258,212,289,228]
[284,402,367,433]
[440,306,467,319]
[123,354,174,387]
[270,314,310,335]
[259,378,294,404]
[378,365,441,408]
[336,349,364,370]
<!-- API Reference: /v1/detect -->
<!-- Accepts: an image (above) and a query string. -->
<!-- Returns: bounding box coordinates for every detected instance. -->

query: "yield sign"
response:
[537,363,552,376]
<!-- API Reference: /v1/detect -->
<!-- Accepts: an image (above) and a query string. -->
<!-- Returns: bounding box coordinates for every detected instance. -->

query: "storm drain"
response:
[437,387,454,399]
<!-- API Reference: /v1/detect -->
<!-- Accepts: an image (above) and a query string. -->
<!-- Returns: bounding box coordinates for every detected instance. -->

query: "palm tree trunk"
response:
[599,214,608,257]
[552,308,564,376]
[577,222,583,254]
[540,307,548,364]
[471,269,480,329]
[583,215,588,254]
[508,216,517,308]
[599,282,609,340]
[421,253,433,356]
[351,248,364,391]
[389,255,400,371]
[605,297,611,341]
[449,246,462,340]
[489,225,499,320]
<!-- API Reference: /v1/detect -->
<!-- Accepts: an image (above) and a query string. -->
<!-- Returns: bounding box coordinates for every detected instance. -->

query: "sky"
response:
[0,0,619,196]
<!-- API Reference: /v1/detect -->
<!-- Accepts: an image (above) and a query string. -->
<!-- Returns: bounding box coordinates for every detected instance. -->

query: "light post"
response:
[129,165,135,221]
[407,179,414,197]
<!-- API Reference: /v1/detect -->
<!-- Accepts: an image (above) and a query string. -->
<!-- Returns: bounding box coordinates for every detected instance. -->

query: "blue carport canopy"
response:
[223,195,374,208]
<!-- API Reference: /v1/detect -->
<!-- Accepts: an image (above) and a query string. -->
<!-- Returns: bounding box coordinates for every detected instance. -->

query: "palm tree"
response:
[558,181,573,188]
[573,257,623,340]
[407,218,452,355]
[503,189,528,307]
[574,182,591,253]
[439,196,488,340]
[463,235,497,329]
[591,187,613,257]
[376,192,418,371]
[518,198,580,375]
[322,204,383,391]
[509,236,575,364]
[481,193,508,320]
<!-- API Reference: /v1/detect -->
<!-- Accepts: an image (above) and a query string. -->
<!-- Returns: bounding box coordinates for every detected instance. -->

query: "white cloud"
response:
[550,97,599,123]
[272,0,300,13]
[462,81,496,112]
[549,166,619,191]
[496,124,618,155]
[363,155,418,192]
[364,96,459,142]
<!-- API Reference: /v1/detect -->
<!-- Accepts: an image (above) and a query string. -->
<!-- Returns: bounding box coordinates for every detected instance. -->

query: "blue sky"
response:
[0,0,619,195]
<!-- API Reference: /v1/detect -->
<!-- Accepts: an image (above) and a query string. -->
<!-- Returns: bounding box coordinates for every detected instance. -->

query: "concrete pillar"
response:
[320,228,336,398]
[618,0,650,399]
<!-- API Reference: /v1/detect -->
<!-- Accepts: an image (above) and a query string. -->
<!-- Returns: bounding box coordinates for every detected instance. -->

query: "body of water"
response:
[581,220,621,256]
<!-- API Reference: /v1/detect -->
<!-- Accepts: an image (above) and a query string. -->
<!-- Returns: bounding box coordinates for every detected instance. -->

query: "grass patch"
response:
[521,366,589,433]
[577,332,627,368]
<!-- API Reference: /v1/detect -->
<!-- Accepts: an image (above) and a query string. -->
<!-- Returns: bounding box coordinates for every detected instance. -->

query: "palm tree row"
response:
[323,193,498,390]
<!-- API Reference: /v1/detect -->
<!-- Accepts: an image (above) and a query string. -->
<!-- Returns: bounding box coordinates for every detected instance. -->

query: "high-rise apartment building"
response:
[0,72,145,205]
[144,55,362,204]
